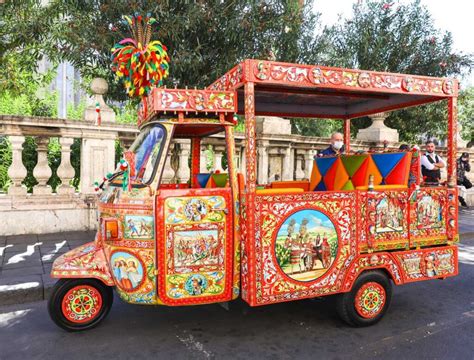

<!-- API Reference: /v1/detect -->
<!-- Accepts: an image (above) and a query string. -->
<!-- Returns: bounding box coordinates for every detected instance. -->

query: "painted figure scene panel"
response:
[275,209,338,282]
[173,229,224,270]
[124,215,154,239]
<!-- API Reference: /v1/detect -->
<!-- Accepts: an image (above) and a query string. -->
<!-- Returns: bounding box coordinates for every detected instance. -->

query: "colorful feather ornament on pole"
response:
[111,14,170,99]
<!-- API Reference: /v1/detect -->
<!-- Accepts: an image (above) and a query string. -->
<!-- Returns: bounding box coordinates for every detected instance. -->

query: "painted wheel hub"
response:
[355,282,386,319]
[61,285,103,323]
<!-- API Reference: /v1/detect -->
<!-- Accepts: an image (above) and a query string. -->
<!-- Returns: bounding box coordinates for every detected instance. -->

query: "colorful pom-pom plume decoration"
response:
[111,14,170,98]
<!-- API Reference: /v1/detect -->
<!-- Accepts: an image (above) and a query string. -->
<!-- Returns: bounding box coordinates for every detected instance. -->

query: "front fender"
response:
[51,242,114,286]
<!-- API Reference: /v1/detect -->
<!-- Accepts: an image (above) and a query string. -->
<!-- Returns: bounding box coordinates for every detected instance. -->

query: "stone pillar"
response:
[256,116,291,135]
[176,140,191,183]
[295,150,305,180]
[282,145,293,181]
[80,134,116,194]
[32,137,52,195]
[83,78,116,123]
[257,141,269,184]
[57,137,76,194]
[170,143,180,184]
[7,135,28,196]
[304,149,316,179]
[161,150,175,183]
[214,145,226,173]
[356,112,399,143]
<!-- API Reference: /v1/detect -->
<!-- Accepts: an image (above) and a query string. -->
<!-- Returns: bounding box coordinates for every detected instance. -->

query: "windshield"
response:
[129,124,166,184]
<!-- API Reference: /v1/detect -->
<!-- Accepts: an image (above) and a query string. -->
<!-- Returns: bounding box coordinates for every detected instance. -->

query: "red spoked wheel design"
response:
[354,282,386,319]
[61,285,103,324]
[336,270,392,327]
[49,278,113,332]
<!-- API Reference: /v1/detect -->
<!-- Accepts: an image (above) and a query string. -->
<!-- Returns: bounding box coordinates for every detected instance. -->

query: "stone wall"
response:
[0,115,472,235]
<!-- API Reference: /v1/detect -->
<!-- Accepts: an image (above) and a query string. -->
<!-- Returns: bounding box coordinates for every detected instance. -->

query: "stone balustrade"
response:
[0,115,138,235]
[1,114,473,235]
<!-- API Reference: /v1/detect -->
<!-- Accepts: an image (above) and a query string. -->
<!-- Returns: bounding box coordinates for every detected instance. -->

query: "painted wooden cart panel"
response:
[156,188,234,305]
[243,191,357,306]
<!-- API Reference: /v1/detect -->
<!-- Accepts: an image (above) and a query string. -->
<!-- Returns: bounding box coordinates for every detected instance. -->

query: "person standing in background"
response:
[457,152,471,208]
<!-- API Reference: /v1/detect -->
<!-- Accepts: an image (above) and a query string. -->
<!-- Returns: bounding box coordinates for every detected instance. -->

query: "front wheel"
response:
[48,278,113,331]
[336,270,392,327]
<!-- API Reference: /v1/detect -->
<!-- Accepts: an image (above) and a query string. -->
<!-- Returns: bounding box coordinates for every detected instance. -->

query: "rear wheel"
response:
[336,270,392,327]
[48,278,113,331]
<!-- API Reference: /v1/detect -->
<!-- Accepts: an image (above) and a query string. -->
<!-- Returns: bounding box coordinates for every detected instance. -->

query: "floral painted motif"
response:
[51,242,114,286]
[165,196,226,224]
[395,246,457,281]
[343,253,403,292]
[167,272,225,299]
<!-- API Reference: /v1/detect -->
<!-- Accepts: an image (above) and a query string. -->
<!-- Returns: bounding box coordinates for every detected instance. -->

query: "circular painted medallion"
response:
[275,209,338,282]
[185,274,208,296]
[184,198,208,222]
[111,251,145,292]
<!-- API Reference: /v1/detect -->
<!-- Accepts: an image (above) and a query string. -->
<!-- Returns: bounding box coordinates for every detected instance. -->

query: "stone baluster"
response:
[176,140,191,183]
[257,140,269,184]
[282,145,293,181]
[295,150,305,180]
[234,147,242,172]
[57,137,76,194]
[304,149,317,179]
[32,136,53,195]
[356,112,399,143]
[169,143,180,184]
[214,145,226,173]
[7,135,28,196]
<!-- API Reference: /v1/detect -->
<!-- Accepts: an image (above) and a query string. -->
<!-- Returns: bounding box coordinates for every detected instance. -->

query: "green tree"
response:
[458,86,474,145]
[22,0,322,102]
[323,0,473,142]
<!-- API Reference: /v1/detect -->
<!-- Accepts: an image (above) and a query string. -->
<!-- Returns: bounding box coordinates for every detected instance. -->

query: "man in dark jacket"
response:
[318,132,345,157]
[457,152,471,208]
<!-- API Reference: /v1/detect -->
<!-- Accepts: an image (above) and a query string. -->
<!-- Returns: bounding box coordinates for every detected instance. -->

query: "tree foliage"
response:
[1,0,473,145]
[323,0,473,142]
[458,86,474,145]
[37,0,323,102]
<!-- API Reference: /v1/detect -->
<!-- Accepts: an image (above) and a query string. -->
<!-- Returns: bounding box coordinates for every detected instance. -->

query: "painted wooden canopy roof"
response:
[207,59,458,119]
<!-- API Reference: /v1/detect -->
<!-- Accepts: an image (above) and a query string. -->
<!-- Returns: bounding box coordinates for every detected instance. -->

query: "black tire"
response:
[48,278,113,332]
[336,270,392,327]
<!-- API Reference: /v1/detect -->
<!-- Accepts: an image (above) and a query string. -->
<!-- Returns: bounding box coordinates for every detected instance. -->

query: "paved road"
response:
[1,237,473,360]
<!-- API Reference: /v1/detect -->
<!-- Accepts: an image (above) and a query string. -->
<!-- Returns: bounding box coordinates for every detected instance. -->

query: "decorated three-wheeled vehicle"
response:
[48,58,460,331]
[48,18,460,331]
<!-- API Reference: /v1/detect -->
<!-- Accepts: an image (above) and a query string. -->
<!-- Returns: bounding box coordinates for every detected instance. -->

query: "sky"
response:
[313,0,473,87]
